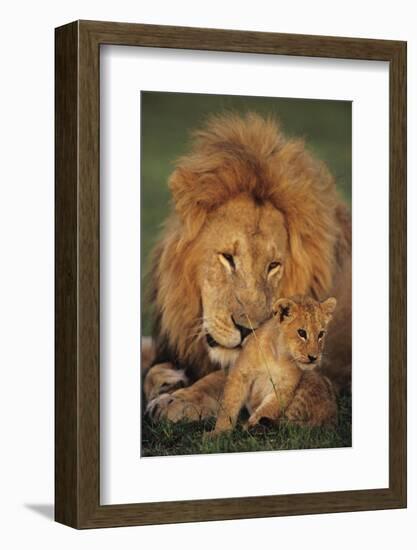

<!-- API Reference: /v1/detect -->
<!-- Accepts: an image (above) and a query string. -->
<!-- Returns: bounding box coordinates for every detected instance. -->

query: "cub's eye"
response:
[221,253,235,269]
[268,261,281,272]
[318,330,325,340]
[298,329,307,340]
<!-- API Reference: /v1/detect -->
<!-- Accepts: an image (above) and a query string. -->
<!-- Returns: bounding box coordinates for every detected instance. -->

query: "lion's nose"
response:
[308,355,317,364]
[232,318,253,342]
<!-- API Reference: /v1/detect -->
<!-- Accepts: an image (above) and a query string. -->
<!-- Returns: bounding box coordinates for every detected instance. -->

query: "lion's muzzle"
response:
[206,318,254,350]
[232,318,253,342]
[206,333,220,348]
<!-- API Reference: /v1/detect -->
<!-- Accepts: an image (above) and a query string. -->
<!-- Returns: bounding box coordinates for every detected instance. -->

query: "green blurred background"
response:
[141,91,352,336]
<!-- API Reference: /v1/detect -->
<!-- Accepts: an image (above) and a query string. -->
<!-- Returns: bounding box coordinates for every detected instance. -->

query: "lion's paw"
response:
[144,363,188,402]
[146,393,202,423]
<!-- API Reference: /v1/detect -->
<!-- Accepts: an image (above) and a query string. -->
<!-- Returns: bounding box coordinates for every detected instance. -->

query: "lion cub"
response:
[209,296,338,436]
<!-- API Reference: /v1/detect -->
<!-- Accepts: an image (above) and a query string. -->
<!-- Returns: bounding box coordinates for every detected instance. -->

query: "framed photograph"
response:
[55,20,406,528]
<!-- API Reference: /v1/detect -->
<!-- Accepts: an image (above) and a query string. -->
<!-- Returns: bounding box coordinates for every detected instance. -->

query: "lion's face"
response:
[197,194,288,366]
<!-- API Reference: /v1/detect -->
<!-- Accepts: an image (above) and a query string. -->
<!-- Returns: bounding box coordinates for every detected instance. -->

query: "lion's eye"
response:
[298,329,307,340]
[268,261,281,272]
[318,330,325,340]
[221,253,235,269]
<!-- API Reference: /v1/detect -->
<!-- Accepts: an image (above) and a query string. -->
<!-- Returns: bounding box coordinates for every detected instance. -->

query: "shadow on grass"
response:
[142,393,352,457]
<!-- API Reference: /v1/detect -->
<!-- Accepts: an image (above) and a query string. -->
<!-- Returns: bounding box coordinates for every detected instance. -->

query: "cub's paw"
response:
[246,414,276,432]
[247,412,261,428]
[146,392,202,423]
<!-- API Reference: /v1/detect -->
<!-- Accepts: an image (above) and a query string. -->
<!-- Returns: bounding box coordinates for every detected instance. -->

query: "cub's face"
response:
[197,194,288,367]
[274,296,337,370]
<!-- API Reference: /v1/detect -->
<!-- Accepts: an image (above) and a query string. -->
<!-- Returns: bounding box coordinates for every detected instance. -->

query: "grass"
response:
[142,393,352,457]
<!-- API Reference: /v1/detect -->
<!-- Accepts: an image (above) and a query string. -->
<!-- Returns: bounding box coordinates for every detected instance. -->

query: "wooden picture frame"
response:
[55,20,407,528]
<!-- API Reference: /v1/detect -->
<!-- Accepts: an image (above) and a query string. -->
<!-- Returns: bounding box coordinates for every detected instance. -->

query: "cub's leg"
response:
[247,392,281,427]
[247,382,298,427]
[146,369,227,422]
[210,368,250,435]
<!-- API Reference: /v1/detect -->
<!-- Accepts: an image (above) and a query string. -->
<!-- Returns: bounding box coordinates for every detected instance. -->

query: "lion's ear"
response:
[321,297,337,323]
[273,298,298,324]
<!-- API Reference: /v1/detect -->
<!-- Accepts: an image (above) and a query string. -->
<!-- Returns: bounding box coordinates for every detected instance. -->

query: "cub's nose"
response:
[308,355,317,364]
[232,318,253,342]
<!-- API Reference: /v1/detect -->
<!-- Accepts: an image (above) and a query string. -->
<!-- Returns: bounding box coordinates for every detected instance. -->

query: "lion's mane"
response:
[148,113,351,380]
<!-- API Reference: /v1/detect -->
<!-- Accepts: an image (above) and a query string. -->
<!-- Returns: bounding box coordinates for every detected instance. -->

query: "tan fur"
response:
[285,370,338,427]
[143,362,188,402]
[146,370,226,422]
[145,113,351,422]
[208,296,337,436]
[141,336,155,376]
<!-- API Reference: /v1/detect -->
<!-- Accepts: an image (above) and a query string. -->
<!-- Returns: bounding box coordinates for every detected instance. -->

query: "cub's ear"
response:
[273,298,298,324]
[321,297,337,322]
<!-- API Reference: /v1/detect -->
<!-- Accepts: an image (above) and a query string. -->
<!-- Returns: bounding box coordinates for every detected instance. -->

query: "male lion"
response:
[144,112,351,423]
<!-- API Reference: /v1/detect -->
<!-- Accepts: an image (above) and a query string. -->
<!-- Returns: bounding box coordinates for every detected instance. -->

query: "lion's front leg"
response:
[146,370,227,423]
